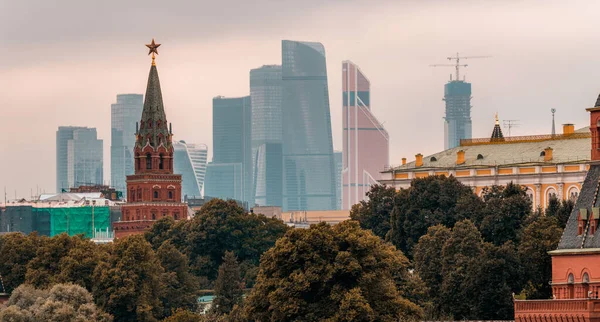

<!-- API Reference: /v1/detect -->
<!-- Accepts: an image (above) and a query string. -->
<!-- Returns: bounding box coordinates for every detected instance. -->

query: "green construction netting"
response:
[32,206,110,238]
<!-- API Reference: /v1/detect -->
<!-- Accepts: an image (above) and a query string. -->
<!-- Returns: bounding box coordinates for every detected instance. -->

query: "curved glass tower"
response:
[281,40,336,211]
[173,140,208,200]
[250,65,283,207]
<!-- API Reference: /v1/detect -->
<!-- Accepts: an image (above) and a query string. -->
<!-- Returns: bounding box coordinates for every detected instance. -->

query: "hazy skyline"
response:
[3,0,600,198]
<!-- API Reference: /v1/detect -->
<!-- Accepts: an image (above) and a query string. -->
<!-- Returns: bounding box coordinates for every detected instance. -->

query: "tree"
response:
[350,185,396,239]
[244,221,423,321]
[413,225,451,315]
[25,233,82,288]
[93,235,164,322]
[545,196,574,228]
[0,233,39,293]
[0,283,112,322]
[518,215,563,299]
[439,220,483,318]
[212,251,243,315]
[146,199,288,282]
[478,183,532,245]
[387,176,481,258]
[57,237,107,290]
[157,242,200,317]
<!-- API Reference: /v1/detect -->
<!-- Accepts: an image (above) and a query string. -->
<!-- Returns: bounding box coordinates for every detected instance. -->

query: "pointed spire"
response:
[551,108,556,136]
[491,113,505,142]
[136,39,171,150]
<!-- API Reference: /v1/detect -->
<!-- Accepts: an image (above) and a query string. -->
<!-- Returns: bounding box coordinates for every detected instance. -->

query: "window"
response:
[130,190,135,201]
[159,154,164,170]
[568,273,575,299]
[153,190,159,199]
[477,154,484,160]
[546,188,558,207]
[174,212,179,220]
[430,157,437,162]
[146,154,152,169]
[168,191,173,199]
[152,212,156,220]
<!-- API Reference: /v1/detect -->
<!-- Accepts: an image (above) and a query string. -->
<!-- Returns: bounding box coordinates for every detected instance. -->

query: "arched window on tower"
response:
[146,154,152,169]
[168,191,173,200]
[153,190,159,199]
[583,272,590,298]
[159,154,164,170]
[568,273,575,299]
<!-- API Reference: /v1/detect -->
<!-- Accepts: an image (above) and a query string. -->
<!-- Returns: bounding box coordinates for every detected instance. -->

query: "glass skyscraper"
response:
[173,140,208,200]
[281,40,336,211]
[250,65,283,207]
[444,81,472,149]
[342,61,389,209]
[56,126,103,192]
[205,96,253,205]
[110,94,143,197]
[334,151,342,210]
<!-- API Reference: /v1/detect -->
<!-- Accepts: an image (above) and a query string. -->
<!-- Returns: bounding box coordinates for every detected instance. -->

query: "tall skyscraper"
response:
[111,94,143,197]
[56,127,103,192]
[174,140,208,199]
[444,80,472,149]
[205,96,253,205]
[281,40,336,211]
[114,39,187,238]
[250,65,283,207]
[342,61,389,210]
[334,151,342,210]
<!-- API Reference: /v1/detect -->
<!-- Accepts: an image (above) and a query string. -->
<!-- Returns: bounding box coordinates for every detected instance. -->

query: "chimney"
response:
[544,147,553,162]
[563,123,574,135]
[402,158,407,165]
[415,154,423,167]
[456,150,466,165]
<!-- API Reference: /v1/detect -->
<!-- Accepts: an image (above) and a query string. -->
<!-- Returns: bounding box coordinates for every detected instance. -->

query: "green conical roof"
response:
[137,65,171,149]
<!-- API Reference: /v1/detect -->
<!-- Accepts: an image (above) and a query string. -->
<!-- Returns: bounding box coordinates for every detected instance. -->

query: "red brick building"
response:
[113,41,187,238]
[514,97,600,321]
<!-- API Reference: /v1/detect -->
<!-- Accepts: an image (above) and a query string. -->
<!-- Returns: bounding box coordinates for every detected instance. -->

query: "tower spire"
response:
[491,112,505,142]
[551,108,556,136]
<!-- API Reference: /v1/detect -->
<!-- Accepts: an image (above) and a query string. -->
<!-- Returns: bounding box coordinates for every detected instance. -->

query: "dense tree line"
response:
[0,199,288,321]
[351,176,571,319]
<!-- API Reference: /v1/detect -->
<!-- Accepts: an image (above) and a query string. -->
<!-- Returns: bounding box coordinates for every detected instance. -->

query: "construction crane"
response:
[430,53,491,81]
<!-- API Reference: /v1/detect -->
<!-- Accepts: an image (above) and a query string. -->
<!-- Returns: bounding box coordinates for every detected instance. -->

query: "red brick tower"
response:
[113,39,188,238]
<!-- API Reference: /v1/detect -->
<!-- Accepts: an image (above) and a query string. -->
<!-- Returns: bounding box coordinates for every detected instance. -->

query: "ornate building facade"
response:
[113,40,187,238]
[513,96,600,321]
[380,121,590,208]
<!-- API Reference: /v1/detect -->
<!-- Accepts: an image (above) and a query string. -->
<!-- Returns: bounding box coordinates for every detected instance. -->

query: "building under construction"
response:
[444,80,472,149]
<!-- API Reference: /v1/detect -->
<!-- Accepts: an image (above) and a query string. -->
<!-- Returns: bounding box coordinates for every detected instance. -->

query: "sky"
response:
[2,0,600,198]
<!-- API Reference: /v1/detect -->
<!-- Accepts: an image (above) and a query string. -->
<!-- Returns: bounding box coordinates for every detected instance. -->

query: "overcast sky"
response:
[2,0,600,198]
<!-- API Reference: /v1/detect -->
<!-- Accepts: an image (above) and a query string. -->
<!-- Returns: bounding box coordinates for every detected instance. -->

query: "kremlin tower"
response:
[113,39,187,238]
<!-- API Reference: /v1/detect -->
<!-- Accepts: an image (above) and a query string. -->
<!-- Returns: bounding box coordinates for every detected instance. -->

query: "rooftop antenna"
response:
[551,108,556,136]
[503,120,520,137]
[430,53,492,81]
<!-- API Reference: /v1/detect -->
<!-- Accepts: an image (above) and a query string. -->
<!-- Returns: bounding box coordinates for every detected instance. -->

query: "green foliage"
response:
[244,221,423,322]
[211,251,243,315]
[350,184,396,239]
[157,242,201,318]
[25,233,83,288]
[93,235,164,322]
[0,233,39,293]
[0,283,112,322]
[387,176,482,258]
[413,225,451,314]
[518,215,563,299]
[478,183,532,245]
[145,199,288,282]
[161,308,205,322]
[545,196,574,228]
[414,220,525,319]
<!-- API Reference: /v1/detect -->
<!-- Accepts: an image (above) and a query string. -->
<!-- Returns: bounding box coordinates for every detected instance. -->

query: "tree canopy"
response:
[244,221,423,321]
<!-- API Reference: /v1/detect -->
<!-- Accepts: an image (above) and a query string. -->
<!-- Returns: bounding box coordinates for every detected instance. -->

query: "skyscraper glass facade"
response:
[110,94,142,197]
[206,96,253,205]
[56,126,103,191]
[281,40,336,211]
[342,61,389,210]
[174,140,208,200]
[334,151,342,210]
[250,65,283,207]
[444,81,472,149]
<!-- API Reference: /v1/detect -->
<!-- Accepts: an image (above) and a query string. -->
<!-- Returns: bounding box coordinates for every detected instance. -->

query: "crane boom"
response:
[431,52,491,81]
